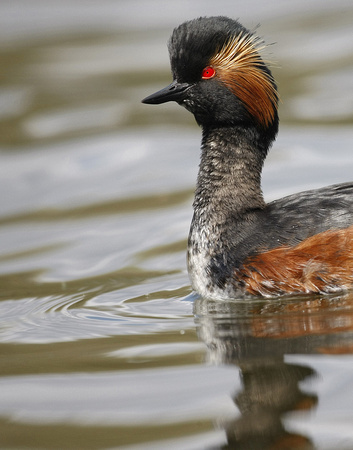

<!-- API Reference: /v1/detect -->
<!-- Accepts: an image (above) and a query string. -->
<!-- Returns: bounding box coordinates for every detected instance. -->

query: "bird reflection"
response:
[194,293,353,449]
[226,361,315,449]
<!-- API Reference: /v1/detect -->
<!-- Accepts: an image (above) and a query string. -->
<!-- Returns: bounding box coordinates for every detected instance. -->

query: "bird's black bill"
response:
[142,80,190,104]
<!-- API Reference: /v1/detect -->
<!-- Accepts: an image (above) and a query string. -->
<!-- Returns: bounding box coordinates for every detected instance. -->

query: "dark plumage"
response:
[142,16,353,299]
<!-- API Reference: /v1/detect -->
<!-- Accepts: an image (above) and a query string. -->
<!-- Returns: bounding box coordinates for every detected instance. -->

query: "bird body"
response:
[142,16,353,299]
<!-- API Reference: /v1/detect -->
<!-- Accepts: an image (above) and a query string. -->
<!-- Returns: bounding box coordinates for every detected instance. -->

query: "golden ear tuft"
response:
[210,32,278,127]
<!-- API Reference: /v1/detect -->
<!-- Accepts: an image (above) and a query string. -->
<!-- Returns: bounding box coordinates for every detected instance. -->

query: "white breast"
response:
[187,226,235,300]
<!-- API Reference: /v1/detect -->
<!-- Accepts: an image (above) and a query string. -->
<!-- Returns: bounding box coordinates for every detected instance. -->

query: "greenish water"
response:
[1,1,353,449]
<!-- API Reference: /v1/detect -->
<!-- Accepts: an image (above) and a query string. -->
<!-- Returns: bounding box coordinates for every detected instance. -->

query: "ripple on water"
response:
[0,281,195,344]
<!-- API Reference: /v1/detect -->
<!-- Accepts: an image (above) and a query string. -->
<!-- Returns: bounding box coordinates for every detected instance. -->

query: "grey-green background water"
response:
[1,1,353,449]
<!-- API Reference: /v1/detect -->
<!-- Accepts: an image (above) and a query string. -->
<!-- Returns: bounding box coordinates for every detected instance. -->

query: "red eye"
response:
[202,66,216,79]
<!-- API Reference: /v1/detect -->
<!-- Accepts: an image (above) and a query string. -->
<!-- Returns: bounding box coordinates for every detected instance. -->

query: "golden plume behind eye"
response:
[210,32,278,127]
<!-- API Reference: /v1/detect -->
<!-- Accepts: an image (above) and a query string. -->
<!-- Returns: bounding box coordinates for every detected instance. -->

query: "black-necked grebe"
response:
[142,16,353,299]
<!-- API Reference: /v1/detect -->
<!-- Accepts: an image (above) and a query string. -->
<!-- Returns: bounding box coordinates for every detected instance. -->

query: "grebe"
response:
[142,16,353,299]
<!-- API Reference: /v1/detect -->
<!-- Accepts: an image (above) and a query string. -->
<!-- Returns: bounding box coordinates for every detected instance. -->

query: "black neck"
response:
[193,125,270,220]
